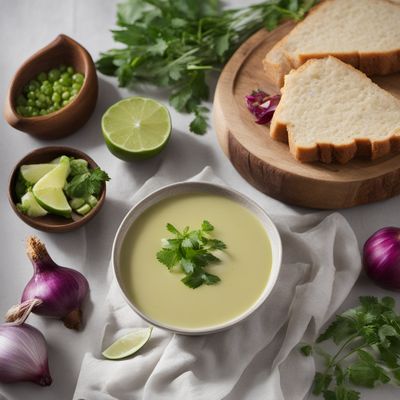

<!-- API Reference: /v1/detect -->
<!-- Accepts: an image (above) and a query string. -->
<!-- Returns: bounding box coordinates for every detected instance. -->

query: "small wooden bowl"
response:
[4,34,98,139]
[9,147,106,233]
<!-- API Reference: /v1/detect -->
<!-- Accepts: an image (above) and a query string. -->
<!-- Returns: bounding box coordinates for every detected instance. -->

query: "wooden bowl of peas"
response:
[4,34,98,139]
[8,146,108,233]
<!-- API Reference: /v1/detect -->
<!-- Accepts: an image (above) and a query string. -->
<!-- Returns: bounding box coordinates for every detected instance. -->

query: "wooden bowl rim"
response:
[8,146,106,232]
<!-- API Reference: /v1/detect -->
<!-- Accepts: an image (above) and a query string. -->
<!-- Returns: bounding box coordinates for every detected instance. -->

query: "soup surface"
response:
[120,192,272,329]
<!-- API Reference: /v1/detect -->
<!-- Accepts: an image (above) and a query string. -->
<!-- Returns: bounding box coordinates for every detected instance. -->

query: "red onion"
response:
[6,236,89,330]
[245,89,281,124]
[0,299,51,386]
[363,227,400,290]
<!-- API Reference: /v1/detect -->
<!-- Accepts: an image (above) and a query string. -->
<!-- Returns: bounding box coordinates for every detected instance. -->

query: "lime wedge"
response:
[33,188,71,218]
[20,163,56,185]
[102,97,171,161]
[102,327,153,360]
[32,156,71,218]
[33,156,70,189]
[19,191,48,217]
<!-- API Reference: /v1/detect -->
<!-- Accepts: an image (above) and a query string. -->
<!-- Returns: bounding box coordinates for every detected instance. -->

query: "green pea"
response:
[39,109,47,116]
[62,100,70,106]
[28,80,39,92]
[72,73,84,84]
[52,92,61,103]
[27,91,36,100]
[27,99,35,107]
[61,91,70,100]
[48,69,61,82]
[71,89,79,97]
[60,76,72,86]
[31,110,39,117]
[35,100,43,108]
[67,66,74,75]
[42,86,53,96]
[38,72,47,82]
[72,83,82,91]
[53,103,60,111]
[53,85,63,94]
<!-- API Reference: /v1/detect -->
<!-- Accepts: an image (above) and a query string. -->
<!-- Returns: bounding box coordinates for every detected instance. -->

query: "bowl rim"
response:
[8,145,106,232]
[112,181,282,335]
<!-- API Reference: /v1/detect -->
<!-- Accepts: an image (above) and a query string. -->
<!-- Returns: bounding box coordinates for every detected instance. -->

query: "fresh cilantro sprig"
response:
[65,167,110,199]
[156,220,227,288]
[301,296,400,399]
[97,0,317,134]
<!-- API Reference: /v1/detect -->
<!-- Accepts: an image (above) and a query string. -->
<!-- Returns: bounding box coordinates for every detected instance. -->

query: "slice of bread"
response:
[270,57,400,164]
[263,0,400,88]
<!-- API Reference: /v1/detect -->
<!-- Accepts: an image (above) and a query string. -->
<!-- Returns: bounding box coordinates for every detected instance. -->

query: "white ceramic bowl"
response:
[112,182,282,335]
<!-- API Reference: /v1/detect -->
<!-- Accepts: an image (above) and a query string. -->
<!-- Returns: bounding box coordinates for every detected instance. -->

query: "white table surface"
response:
[1,1,399,399]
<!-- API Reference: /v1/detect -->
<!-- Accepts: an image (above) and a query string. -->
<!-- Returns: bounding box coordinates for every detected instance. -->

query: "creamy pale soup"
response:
[120,193,272,329]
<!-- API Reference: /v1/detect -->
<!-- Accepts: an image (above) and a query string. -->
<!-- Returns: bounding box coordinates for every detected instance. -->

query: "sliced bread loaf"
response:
[263,0,400,88]
[270,57,400,164]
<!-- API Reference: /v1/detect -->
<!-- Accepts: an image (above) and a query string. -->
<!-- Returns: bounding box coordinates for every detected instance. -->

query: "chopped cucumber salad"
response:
[16,155,110,218]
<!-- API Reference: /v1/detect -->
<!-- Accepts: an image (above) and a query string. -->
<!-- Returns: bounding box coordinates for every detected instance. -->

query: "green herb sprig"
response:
[65,167,110,199]
[301,296,400,399]
[97,0,317,134]
[156,220,227,288]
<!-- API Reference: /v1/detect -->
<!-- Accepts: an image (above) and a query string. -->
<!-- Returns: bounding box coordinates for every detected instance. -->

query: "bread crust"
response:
[263,0,400,89]
[269,58,400,164]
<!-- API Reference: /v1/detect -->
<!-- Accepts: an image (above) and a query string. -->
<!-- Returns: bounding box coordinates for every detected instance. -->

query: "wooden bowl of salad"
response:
[4,34,98,140]
[8,146,108,233]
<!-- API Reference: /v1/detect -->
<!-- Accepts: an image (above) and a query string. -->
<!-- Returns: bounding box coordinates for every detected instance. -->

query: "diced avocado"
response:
[76,203,91,216]
[87,195,98,208]
[69,198,85,210]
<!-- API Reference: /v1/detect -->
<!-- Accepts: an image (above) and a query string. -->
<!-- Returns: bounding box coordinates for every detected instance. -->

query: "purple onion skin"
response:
[245,90,281,124]
[0,324,51,386]
[363,227,400,290]
[22,252,89,319]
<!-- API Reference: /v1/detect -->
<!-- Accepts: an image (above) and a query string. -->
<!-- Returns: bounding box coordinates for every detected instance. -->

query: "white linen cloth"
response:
[73,167,361,400]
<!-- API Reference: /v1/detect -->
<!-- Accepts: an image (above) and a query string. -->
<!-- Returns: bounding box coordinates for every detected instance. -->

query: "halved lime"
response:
[32,156,71,217]
[102,327,153,360]
[20,163,56,185]
[33,188,71,218]
[102,97,171,161]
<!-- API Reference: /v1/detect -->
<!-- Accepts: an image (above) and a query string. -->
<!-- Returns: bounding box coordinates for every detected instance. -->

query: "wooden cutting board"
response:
[213,22,400,209]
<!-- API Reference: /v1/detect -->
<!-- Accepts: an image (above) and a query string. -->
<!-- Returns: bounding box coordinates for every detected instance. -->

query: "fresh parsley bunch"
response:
[301,296,400,399]
[156,220,227,288]
[97,0,316,134]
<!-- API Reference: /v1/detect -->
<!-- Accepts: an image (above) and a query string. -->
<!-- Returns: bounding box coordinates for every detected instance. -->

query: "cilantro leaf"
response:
[201,220,214,232]
[156,248,181,269]
[156,220,227,288]
[65,168,110,199]
[300,344,312,356]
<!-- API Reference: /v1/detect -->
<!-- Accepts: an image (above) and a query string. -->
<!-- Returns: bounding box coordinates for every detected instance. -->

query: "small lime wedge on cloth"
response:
[101,97,171,161]
[102,327,153,360]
